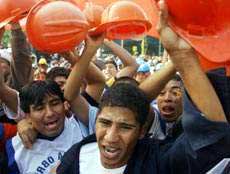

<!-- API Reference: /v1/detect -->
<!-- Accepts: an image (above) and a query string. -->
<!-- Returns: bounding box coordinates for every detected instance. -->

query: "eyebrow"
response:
[170,86,182,90]
[119,122,137,128]
[98,117,137,128]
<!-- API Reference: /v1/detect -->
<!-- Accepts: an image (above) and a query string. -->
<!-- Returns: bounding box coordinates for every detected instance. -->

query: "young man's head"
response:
[157,74,183,122]
[96,83,149,168]
[46,67,70,91]
[112,76,139,87]
[135,63,151,83]
[20,80,66,137]
[103,58,118,80]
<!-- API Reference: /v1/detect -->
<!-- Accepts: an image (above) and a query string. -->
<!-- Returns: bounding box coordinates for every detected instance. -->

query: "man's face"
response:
[96,106,143,169]
[157,80,183,122]
[28,94,65,137]
[39,64,48,72]
[135,72,150,83]
[103,63,117,80]
[54,76,67,92]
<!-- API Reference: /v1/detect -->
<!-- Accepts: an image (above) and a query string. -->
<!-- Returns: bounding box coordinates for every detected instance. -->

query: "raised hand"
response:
[17,117,38,149]
[85,33,105,50]
[157,0,193,54]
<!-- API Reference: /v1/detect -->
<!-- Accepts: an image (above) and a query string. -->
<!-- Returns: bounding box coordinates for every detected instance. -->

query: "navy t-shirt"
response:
[58,92,230,174]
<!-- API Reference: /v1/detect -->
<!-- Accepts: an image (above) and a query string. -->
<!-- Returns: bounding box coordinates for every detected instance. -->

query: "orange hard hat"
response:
[90,1,152,40]
[83,3,104,29]
[26,0,89,53]
[165,0,230,65]
[0,0,39,28]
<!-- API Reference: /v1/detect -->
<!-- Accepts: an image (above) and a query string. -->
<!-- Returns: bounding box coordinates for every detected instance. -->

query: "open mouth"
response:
[102,146,122,159]
[161,106,175,115]
[45,120,59,130]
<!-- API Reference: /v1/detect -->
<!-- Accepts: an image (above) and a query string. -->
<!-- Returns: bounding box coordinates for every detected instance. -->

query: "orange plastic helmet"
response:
[165,0,230,65]
[26,0,89,53]
[69,0,86,10]
[0,0,39,28]
[83,3,104,29]
[90,1,152,40]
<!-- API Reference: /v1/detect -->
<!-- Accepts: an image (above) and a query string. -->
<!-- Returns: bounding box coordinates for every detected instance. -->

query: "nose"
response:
[45,105,54,117]
[104,125,119,143]
[163,91,173,102]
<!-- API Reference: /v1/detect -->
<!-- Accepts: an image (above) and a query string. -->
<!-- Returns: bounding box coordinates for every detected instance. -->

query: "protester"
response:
[103,40,139,87]
[154,74,184,140]
[57,1,230,174]
[5,34,104,174]
[0,23,33,123]
[134,63,151,83]
[46,67,70,92]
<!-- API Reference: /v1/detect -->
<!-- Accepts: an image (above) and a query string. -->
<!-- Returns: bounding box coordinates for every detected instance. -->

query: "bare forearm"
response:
[104,40,138,67]
[86,63,105,84]
[169,50,226,122]
[85,63,106,102]
[64,47,98,101]
[139,61,176,100]
[0,84,18,113]
[10,27,33,89]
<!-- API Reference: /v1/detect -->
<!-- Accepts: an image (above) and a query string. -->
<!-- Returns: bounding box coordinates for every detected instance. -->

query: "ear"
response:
[138,126,147,139]
[63,101,70,111]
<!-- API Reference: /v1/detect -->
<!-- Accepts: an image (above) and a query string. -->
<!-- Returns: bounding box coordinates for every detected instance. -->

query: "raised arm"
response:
[139,60,176,101]
[85,62,106,103]
[103,40,139,78]
[9,23,33,90]
[64,34,104,125]
[0,63,18,113]
[157,0,226,122]
[0,28,18,113]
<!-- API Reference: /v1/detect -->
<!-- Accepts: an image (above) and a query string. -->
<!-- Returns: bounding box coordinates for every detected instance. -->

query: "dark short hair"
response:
[104,59,118,70]
[99,83,149,126]
[113,76,139,87]
[171,74,183,85]
[19,80,65,113]
[46,67,70,81]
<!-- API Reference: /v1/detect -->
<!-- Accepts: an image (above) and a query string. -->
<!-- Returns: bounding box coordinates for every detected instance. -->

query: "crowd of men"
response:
[0,1,230,174]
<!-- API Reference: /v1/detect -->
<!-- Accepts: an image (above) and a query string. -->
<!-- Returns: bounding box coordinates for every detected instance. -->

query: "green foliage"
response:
[1,30,11,48]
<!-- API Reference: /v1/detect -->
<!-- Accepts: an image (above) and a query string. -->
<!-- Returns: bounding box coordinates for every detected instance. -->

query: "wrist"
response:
[168,49,195,58]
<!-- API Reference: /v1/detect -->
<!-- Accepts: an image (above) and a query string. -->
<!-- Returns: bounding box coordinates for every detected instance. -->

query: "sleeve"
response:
[81,91,99,107]
[9,28,33,90]
[3,124,17,140]
[182,92,230,151]
[88,105,98,135]
[159,92,230,174]
[2,92,25,120]
[5,139,20,174]
[206,158,230,174]
[0,124,17,165]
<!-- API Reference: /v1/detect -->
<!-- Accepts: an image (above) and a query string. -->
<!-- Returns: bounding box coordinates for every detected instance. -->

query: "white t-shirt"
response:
[80,142,126,174]
[6,105,98,174]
